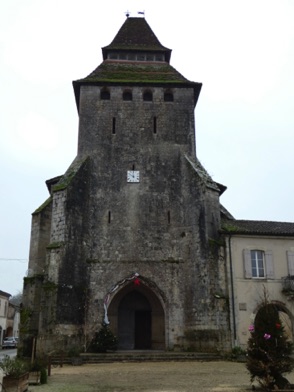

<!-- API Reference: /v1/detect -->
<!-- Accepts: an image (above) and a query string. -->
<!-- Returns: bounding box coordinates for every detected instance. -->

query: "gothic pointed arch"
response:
[106,275,166,350]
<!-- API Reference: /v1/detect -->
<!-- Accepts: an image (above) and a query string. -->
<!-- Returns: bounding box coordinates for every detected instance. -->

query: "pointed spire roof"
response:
[73,17,202,111]
[102,17,171,62]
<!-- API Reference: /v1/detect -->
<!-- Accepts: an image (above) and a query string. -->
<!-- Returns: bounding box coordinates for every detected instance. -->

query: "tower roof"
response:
[73,17,202,111]
[102,17,171,62]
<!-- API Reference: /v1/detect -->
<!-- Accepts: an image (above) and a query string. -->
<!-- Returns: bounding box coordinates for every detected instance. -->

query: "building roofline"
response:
[221,218,294,236]
[0,290,11,298]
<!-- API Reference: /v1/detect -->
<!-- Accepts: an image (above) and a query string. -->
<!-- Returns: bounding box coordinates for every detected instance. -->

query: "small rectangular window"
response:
[244,249,274,279]
[251,250,265,278]
[155,54,164,61]
[146,54,154,61]
[287,251,294,276]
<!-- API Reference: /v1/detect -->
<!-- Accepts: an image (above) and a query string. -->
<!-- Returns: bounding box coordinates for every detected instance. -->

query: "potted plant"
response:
[28,358,46,385]
[0,356,29,392]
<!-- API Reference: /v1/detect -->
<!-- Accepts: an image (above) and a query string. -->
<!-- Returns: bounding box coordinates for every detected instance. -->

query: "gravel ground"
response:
[27,360,294,392]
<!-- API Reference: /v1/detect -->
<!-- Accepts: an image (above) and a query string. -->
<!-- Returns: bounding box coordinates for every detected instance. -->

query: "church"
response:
[21,16,294,356]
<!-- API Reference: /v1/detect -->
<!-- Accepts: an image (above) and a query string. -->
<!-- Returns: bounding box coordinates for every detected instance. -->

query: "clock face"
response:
[127,170,140,183]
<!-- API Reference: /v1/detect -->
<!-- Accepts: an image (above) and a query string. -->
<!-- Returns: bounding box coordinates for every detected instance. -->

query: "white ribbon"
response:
[103,272,139,324]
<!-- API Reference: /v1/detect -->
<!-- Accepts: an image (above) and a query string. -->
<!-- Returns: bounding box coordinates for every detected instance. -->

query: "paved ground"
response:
[27,360,294,392]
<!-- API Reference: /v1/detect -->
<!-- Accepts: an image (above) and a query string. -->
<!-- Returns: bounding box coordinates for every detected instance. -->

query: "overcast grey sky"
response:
[1,0,294,295]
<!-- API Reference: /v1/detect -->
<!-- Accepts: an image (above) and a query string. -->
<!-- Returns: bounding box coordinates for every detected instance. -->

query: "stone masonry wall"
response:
[50,191,67,243]
[28,82,230,354]
[56,84,230,351]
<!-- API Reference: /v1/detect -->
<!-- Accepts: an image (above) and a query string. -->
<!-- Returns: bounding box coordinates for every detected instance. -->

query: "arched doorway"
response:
[118,291,152,349]
[107,280,165,350]
[254,303,293,342]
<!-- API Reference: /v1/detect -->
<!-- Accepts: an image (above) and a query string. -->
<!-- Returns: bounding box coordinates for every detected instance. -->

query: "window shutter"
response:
[243,249,252,278]
[265,250,274,279]
[286,251,294,276]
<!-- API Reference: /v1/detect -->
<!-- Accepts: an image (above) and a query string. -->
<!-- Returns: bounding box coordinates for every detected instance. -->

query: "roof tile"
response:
[222,219,294,236]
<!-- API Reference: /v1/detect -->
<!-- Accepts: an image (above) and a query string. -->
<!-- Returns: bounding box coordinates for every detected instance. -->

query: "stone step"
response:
[51,351,222,365]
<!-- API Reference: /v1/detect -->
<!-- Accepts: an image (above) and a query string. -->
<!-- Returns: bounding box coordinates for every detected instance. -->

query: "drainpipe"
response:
[228,234,237,345]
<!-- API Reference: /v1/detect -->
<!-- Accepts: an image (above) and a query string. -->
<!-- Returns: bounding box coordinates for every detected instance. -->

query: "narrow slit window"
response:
[168,211,171,224]
[112,118,116,134]
[108,211,111,224]
[132,164,135,170]
[153,117,157,134]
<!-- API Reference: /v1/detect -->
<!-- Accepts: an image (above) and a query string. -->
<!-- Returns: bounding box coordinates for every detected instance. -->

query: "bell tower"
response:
[23,16,230,354]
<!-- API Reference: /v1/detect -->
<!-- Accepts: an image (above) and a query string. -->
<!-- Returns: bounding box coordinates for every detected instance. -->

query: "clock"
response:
[127,170,140,183]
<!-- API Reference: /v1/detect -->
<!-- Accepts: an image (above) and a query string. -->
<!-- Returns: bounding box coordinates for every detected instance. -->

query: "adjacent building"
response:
[0,290,11,343]
[222,218,294,349]
[6,303,20,339]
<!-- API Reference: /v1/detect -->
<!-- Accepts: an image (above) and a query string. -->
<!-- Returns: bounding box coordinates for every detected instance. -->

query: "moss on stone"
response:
[222,223,242,233]
[43,281,58,292]
[52,156,89,192]
[208,238,225,248]
[20,307,33,333]
[46,242,64,249]
[76,62,193,85]
[86,259,101,264]
[33,196,52,215]
[23,274,44,286]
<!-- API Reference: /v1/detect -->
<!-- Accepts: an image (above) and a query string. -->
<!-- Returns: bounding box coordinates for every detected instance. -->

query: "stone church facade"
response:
[22,17,240,355]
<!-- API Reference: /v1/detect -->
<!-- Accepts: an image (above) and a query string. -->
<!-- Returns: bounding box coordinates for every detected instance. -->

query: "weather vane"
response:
[125,10,145,18]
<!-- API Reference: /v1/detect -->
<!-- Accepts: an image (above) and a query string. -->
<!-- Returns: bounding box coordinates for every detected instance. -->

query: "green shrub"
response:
[40,367,48,384]
[88,325,118,353]
[67,346,81,357]
[231,346,245,359]
[0,356,29,377]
